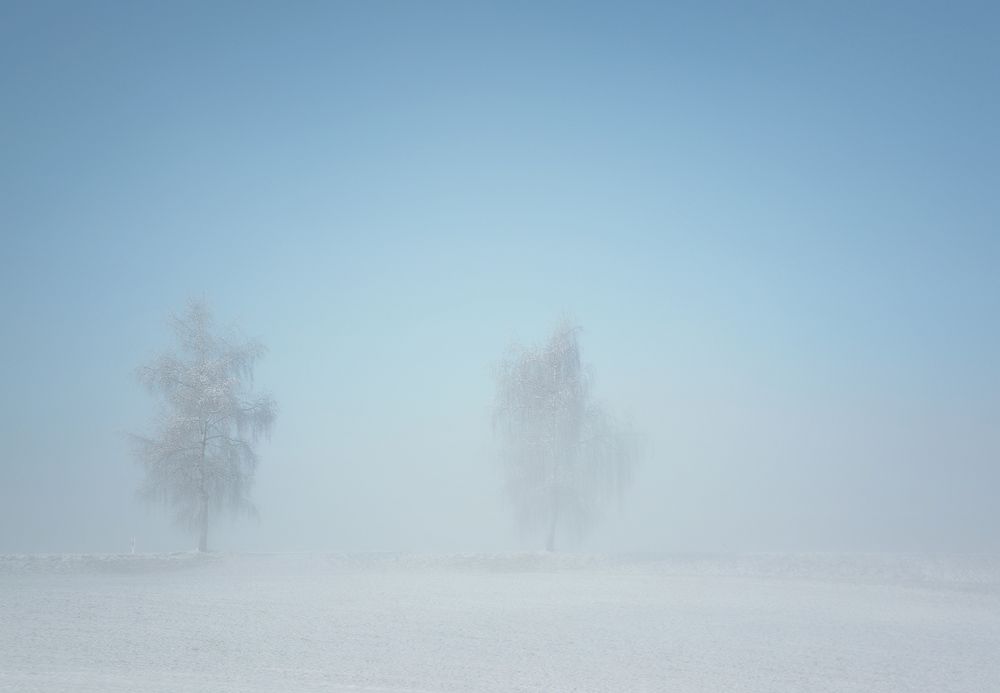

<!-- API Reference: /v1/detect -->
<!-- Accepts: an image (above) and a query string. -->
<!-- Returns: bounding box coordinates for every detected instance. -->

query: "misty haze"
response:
[2,2,999,692]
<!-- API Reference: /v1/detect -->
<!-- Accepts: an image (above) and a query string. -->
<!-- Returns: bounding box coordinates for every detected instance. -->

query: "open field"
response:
[2,552,998,692]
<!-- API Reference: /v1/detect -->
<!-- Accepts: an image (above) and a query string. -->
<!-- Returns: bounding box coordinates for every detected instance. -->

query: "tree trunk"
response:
[545,501,559,552]
[198,497,209,552]
[198,425,209,552]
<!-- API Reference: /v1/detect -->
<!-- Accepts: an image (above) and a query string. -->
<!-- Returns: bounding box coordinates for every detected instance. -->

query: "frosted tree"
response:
[493,322,639,551]
[131,300,276,552]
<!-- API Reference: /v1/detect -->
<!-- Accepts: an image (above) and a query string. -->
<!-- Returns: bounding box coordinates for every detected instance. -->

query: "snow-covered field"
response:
[1,552,998,692]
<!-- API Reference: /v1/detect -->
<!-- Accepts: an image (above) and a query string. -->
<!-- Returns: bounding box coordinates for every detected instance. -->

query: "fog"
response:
[2,2,999,557]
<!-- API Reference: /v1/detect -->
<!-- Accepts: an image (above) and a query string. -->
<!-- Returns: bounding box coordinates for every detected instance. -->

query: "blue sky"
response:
[1,1,998,553]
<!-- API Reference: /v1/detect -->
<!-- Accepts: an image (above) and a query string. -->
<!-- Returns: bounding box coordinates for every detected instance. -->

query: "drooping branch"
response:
[492,322,639,549]
[131,299,276,549]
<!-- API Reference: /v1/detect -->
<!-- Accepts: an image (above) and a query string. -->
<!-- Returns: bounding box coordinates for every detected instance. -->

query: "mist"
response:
[5,5,1000,692]
[2,2,999,559]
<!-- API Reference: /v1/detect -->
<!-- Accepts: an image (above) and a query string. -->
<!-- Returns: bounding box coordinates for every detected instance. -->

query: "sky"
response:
[1,1,998,554]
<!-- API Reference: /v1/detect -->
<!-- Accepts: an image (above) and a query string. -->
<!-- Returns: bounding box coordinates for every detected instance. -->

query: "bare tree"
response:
[492,322,639,551]
[131,299,276,552]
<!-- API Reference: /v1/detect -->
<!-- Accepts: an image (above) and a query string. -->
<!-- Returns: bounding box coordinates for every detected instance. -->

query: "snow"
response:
[2,553,998,692]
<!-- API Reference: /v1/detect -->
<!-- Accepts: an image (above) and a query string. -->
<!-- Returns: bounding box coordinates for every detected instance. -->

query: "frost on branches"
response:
[493,322,639,551]
[131,300,276,552]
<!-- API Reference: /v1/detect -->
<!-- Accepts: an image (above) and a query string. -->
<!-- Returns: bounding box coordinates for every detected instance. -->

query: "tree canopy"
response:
[493,322,638,551]
[132,300,276,551]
